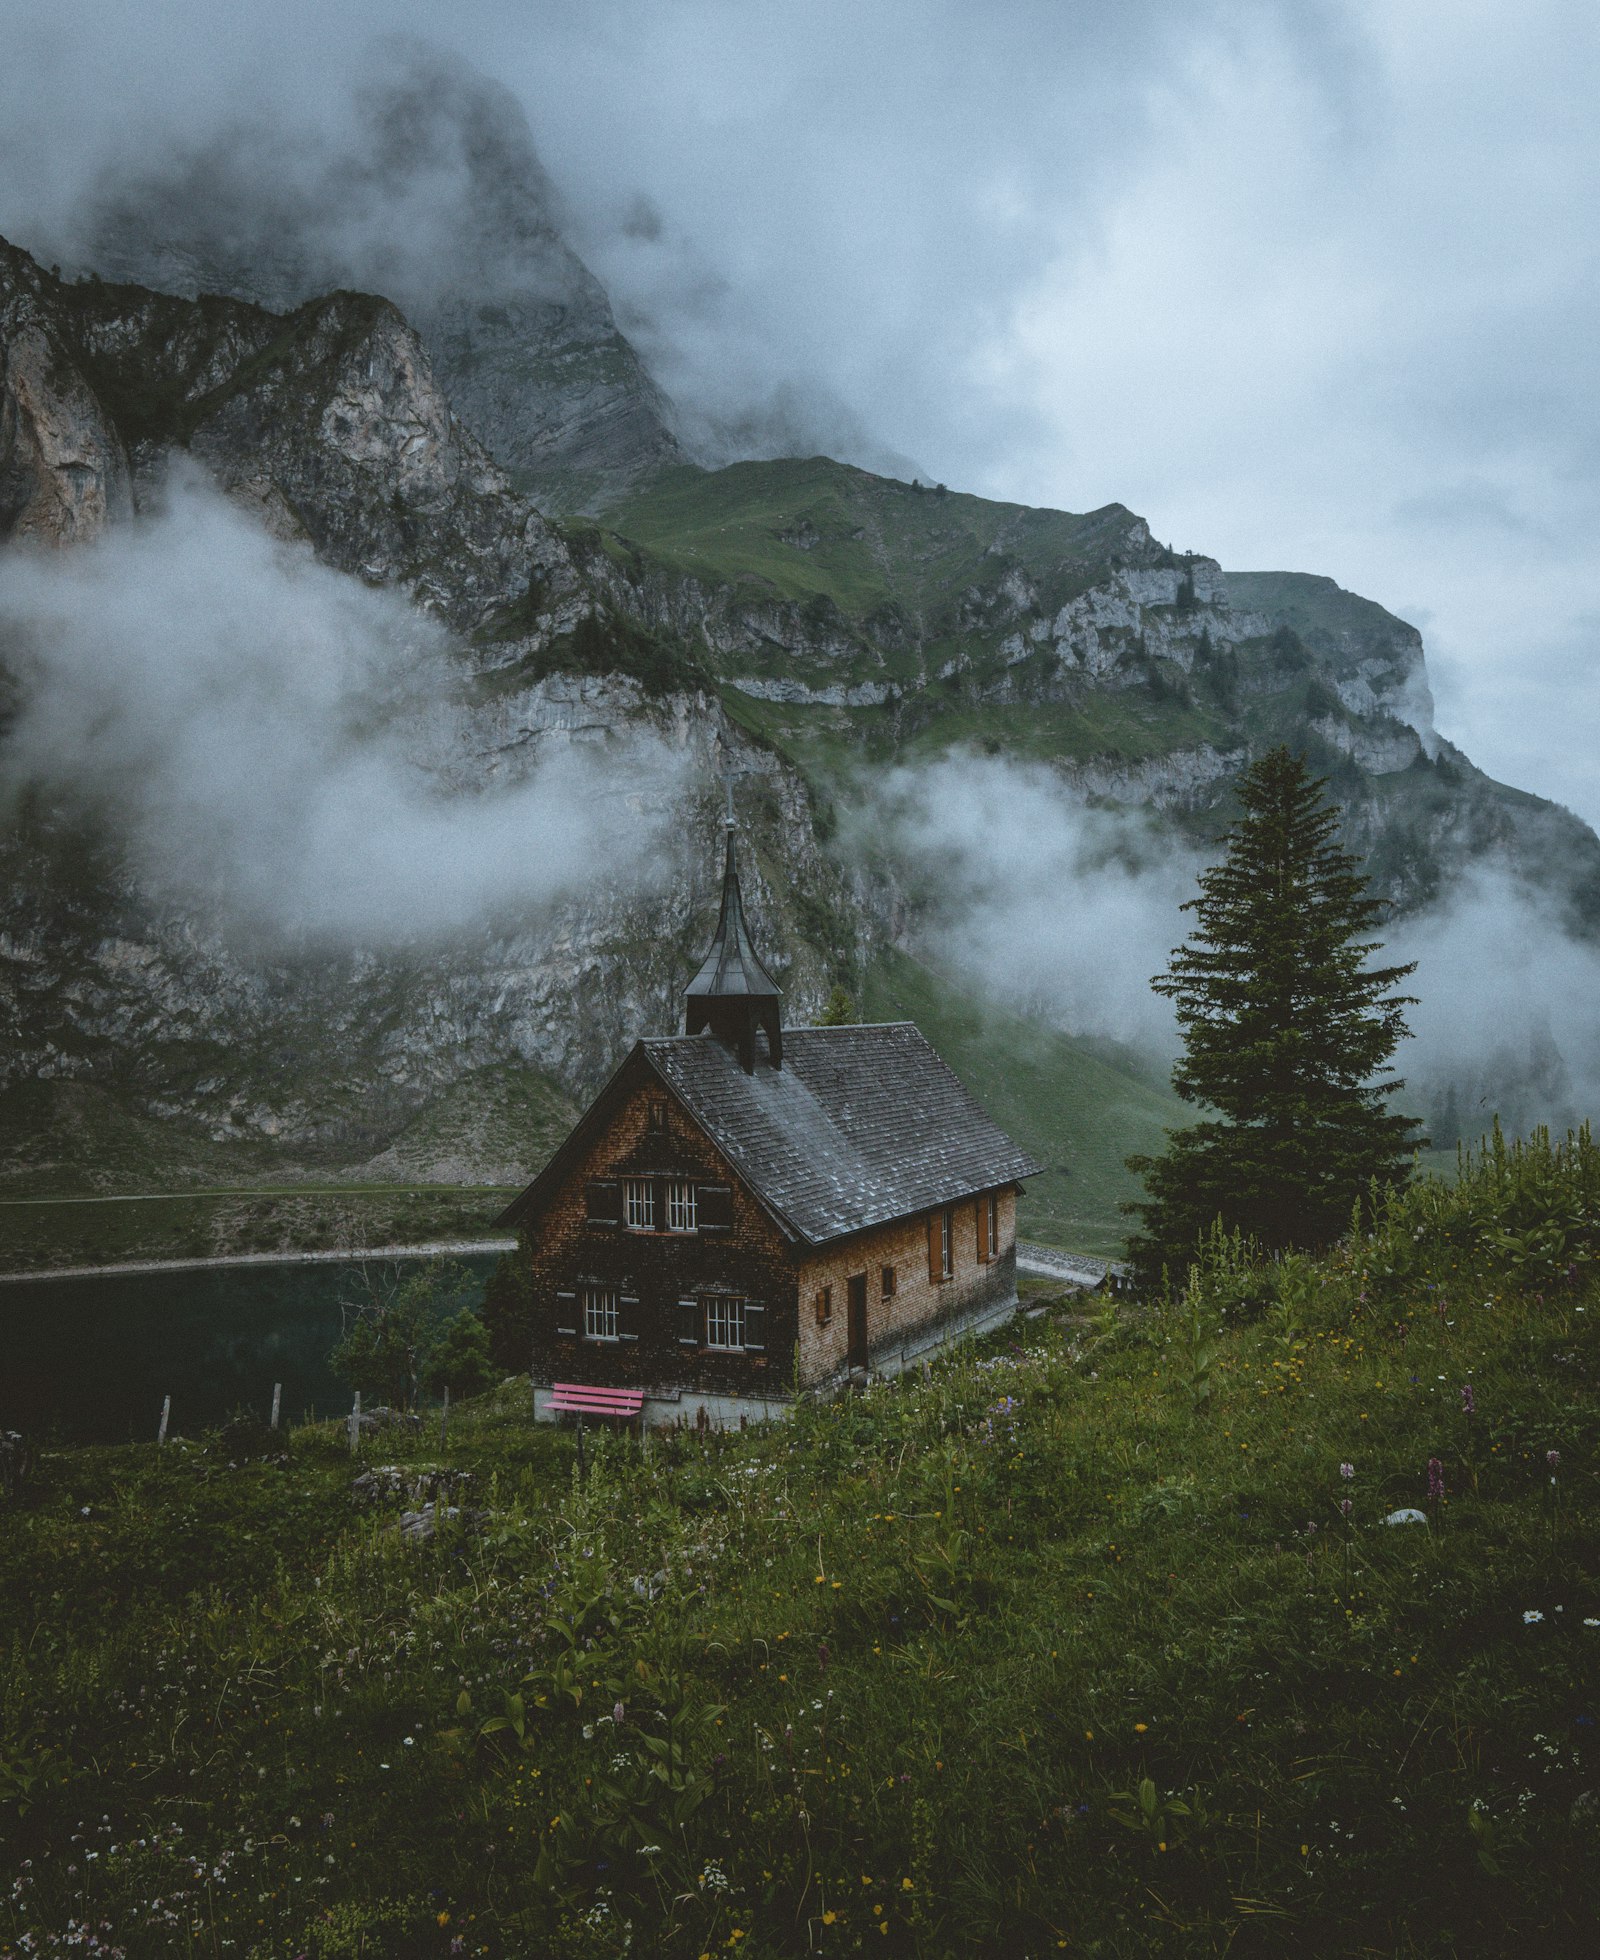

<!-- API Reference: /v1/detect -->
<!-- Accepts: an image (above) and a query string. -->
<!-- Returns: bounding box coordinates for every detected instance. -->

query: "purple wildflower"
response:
[1547,1450,1561,1471]
[1461,1383,1476,1416]
[1427,1458,1445,1502]
[1339,1461,1355,1480]
[1340,1497,1354,1517]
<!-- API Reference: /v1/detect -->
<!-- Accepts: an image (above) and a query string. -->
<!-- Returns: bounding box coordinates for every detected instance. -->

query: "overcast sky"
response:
[4,0,1597,825]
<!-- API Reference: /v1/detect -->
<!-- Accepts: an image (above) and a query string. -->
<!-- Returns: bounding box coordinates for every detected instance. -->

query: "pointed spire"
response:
[683,786,783,1071]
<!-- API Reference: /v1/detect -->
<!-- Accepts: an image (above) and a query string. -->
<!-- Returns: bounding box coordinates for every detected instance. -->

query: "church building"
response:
[497,815,1042,1427]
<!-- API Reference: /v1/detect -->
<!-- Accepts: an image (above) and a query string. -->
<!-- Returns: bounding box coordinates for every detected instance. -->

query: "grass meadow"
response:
[3,1127,1599,1957]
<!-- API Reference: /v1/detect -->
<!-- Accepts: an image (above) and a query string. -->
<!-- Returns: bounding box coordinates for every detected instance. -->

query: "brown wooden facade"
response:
[498,821,1042,1426]
[509,1048,1027,1426]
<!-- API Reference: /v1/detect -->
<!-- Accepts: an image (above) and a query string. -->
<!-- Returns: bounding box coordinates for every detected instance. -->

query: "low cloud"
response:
[865,754,1196,1051]
[870,752,1600,1139]
[0,474,680,943]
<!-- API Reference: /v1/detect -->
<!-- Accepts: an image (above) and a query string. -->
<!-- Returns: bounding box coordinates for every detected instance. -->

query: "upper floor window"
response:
[667,1179,698,1232]
[705,1295,748,1351]
[646,1098,669,1133]
[987,1192,1000,1259]
[815,1284,833,1326]
[583,1287,619,1341]
[882,1265,897,1299]
[624,1178,655,1230]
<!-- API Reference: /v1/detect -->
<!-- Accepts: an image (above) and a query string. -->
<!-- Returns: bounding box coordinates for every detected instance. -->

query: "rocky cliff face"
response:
[0,239,859,1168]
[0,239,590,634]
[0,252,133,547]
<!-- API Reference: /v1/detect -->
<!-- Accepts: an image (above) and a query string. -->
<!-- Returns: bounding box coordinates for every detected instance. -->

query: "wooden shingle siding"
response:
[796,1188,1017,1383]
[502,1026,1035,1410]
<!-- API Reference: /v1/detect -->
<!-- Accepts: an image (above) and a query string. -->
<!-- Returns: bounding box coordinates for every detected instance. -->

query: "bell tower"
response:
[683,786,783,1073]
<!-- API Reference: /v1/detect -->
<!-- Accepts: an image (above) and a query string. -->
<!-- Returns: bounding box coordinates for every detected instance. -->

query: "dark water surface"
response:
[0,1254,501,1443]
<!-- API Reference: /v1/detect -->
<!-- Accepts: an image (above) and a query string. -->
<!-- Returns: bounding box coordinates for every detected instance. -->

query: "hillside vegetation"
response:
[4,1128,1598,1957]
[862,949,1183,1255]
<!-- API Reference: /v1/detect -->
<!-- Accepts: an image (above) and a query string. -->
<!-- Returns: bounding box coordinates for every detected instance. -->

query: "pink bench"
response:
[547,1382,645,1420]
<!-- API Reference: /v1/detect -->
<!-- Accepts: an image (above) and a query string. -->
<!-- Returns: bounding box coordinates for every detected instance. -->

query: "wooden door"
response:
[847,1273,868,1370]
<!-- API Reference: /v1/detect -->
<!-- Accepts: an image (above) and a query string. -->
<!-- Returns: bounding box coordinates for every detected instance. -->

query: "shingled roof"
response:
[641,1021,1043,1244]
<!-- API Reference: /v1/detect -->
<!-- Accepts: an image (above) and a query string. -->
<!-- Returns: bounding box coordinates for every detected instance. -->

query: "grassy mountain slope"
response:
[863,949,1184,1253]
[606,455,1155,635]
[5,1140,1597,1954]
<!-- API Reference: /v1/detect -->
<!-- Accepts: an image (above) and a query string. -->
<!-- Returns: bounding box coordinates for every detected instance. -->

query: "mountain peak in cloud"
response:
[57,38,686,514]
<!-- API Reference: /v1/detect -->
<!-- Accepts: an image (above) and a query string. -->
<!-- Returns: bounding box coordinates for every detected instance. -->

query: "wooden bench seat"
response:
[547,1382,646,1418]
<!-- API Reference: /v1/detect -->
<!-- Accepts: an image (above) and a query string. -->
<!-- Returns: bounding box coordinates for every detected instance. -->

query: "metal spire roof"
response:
[683,828,782,1002]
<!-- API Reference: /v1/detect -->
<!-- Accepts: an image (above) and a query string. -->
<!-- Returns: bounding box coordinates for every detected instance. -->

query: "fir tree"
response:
[1125,746,1423,1288]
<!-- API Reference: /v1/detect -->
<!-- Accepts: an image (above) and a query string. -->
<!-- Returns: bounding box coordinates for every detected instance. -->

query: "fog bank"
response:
[871,752,1600,1140]
[0,476,680,943]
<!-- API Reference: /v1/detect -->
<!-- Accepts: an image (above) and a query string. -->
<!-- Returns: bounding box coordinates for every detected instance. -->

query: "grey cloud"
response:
[867,752,1600,1142]
[0,472,681,943]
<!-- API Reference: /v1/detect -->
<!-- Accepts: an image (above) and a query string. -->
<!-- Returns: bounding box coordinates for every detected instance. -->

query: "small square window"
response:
[705,1295,747,1350]
[816,1285,833,1326]
[582,1287,619,1341]
[623,1178,655,1230]
[881,1265,896,1299]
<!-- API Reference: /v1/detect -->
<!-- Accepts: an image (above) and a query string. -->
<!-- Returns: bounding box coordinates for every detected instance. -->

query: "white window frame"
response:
[582,1287,620,1342]
[623,1178,655,1230]
[987,1192,999,1259]
[940,1207,953,1280]
[666,1179,698,1232]
[704,1295,747,1351]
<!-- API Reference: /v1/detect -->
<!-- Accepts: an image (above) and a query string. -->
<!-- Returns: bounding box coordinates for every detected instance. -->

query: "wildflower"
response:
[1548,1450,1561,1471]
[1524,1610,1544,1624]
[1427,1458,1445,1502]
[822,1911,837,1925]
[1134,1723,1149,1734]
[1340,1498,1353,1516]
[613,1701,626,1726]
[1339,1462,1355,1480]
[1461,1384,1476,1416]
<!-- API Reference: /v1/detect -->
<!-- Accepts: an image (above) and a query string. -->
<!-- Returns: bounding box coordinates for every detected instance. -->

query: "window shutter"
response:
[976,1195,990,1263]
[619,1292,641,1341]
[698,1183,734,1232]
[554,1289,578,1336]
[677,1295,701,1346]
[586,1179,621,1227]
[743,1302,766,1352]
[928,1212,941,1282]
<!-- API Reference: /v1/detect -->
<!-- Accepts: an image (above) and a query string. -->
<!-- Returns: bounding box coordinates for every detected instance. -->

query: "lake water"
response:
[0,1253,503,1443]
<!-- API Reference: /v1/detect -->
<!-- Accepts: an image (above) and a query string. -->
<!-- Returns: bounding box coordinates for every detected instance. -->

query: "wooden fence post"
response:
[157,1395,171,1446]
[348,1390,361,1455]
[270,1382,282,1431]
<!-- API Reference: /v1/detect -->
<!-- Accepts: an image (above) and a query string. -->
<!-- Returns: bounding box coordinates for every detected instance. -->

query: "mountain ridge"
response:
[4,225,1597,1235]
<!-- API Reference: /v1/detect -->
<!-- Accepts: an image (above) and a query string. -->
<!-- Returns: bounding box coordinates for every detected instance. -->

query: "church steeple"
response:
[683,794,783,1073]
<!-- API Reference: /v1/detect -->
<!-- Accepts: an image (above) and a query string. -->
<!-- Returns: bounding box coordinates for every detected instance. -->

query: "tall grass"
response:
[3,1129,1598,1956]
